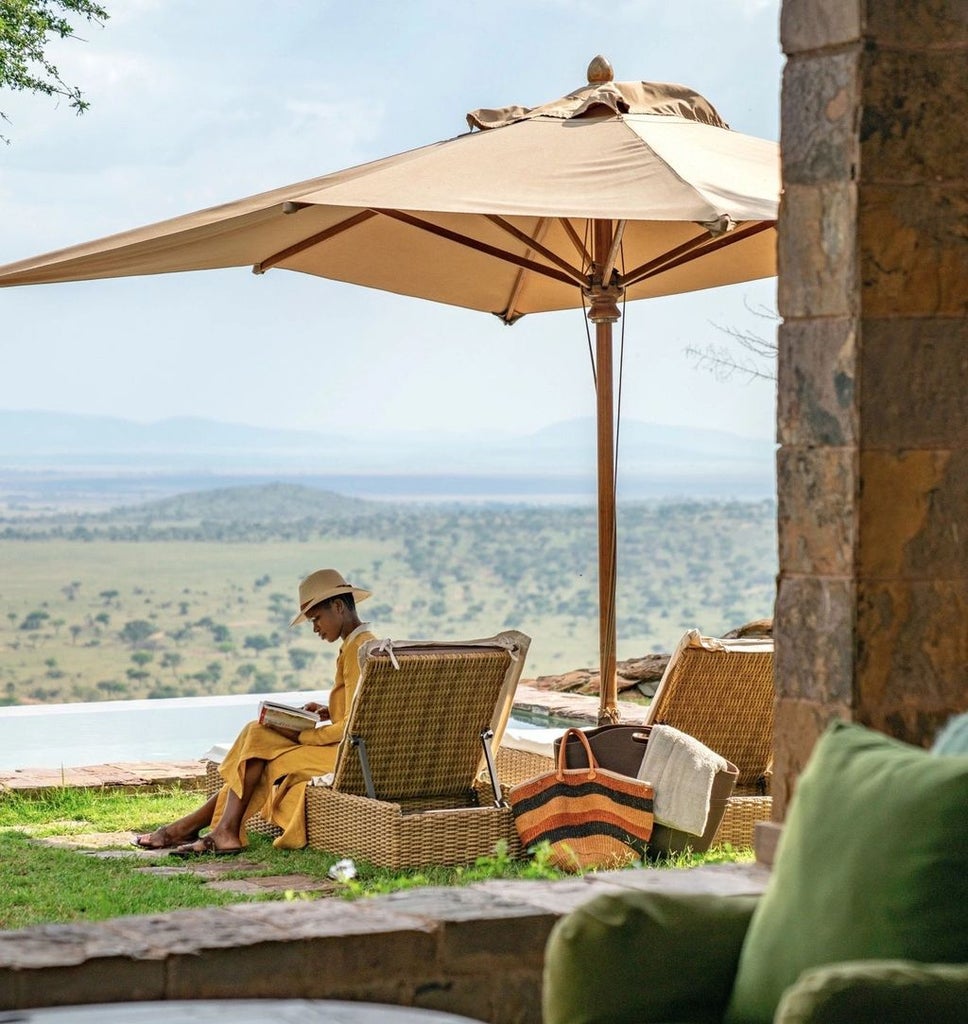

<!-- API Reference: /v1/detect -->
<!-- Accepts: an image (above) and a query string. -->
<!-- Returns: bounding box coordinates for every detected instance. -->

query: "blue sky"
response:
[0,0,782,442]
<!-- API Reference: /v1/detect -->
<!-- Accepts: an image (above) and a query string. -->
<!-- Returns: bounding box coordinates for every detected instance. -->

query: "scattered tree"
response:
[119,619,154,646]
[20,610,49,631]
[288,648,316,672]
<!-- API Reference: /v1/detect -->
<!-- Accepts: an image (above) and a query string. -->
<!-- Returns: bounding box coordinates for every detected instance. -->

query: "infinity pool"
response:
[0,692,567,770]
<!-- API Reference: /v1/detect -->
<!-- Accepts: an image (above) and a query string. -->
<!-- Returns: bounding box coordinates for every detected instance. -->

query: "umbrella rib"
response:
[620,220,774,288]
[501,217,551,324]
[559,218,592,270]
[600,220,626,283]
[484,215,586,285]
[252,209,378,274]
[372,208,578,289]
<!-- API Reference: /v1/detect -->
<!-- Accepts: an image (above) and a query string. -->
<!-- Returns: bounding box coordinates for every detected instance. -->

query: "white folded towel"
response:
[636,724,728,836]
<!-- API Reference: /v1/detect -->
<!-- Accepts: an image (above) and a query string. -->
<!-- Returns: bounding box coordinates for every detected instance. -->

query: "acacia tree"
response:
[0,0,110,141]
[685,302,779,384]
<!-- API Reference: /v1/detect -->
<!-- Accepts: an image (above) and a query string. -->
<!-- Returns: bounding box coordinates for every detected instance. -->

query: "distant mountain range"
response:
[0,409,776,501]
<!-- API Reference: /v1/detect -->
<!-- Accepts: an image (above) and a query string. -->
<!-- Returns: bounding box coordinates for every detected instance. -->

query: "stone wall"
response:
[775,0,968,814]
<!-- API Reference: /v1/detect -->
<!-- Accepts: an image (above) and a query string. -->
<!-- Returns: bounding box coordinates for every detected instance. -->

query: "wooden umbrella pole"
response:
[595,316,619,724]
[588,220,622,725]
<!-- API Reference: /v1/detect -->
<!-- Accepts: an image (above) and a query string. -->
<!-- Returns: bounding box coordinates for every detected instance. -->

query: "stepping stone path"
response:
[28,831,340,897]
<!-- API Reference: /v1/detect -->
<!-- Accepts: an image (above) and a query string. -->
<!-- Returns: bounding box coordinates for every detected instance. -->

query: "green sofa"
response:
[543,718,968,1024]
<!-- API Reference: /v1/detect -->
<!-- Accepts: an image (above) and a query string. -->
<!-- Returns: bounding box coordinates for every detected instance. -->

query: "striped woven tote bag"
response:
[508,728,654,871]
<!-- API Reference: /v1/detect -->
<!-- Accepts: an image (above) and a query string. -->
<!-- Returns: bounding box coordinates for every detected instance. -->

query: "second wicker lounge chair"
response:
[645,628,774,847]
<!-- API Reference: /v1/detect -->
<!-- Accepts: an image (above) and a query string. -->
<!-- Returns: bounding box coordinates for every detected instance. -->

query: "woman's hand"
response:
[303,701,328,717]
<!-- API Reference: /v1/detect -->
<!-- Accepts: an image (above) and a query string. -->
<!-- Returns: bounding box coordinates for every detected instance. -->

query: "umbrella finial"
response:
[587,55,614,84]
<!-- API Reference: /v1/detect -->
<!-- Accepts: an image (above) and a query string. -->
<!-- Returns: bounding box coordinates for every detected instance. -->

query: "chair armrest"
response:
[775,960,968,1024]
[543,891,758,1024]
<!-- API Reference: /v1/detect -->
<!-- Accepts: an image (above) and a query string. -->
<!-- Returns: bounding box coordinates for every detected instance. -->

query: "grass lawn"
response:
[0,785,752,932]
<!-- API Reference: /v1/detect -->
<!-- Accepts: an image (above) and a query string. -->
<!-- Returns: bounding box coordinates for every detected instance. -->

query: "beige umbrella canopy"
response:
[0,56,779,722]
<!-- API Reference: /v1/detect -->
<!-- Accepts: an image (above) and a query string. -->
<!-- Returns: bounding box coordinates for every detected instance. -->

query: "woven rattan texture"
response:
[711,795,772,848]
[306,785,521,868]
[649,646,775,790]
[202,760,282,838]
[332,648,512,800]
[493,745,557,786]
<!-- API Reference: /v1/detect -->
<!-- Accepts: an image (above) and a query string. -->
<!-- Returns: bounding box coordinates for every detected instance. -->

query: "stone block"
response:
[860,317,968,447]
[781,52,858,185]
[424,905,554,973]
[413,969,541,1024]
[463,878,601,917]
[778,183,857,319]
[777,445,857,575]
[856,578,968,746]
[774,575,855,704]
[595,863,770,898]
[865,1,968,48]
[166,940,313,1000]
[858,449,968,578]
[777,317,857,447]
[780,0,862,53]
[860,49,968,183]
[772,698,851,818]
[0,966,18,1010]
[859,185,968,317]
[10,959,166,1011]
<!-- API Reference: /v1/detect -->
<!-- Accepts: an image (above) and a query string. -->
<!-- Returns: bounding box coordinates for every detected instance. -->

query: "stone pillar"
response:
[774,0,968,816]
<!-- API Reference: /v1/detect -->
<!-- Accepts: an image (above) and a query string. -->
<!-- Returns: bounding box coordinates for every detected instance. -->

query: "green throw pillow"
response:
[726,720,968,1024]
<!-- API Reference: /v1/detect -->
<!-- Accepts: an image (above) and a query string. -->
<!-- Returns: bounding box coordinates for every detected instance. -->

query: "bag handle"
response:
[556,727,597,780]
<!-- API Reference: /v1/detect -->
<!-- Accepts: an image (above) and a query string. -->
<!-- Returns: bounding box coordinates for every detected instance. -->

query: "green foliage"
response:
[243,633,274,652]
[19,609,48,630]
[0,0,110,141]
[288,647,316,671]
[118,618,154,646]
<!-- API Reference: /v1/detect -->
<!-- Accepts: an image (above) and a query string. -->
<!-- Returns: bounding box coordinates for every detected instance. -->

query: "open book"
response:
[258,700,321,732]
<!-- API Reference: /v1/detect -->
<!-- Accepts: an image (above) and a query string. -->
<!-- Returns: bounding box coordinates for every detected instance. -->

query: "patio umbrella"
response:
[0,56,779,723]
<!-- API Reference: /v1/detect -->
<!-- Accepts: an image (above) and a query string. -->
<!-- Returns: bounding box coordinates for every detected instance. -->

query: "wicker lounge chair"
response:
[644,629,774,847]
[303,630,531,868]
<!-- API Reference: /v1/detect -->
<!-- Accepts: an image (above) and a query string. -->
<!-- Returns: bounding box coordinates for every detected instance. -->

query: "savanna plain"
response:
[1,482,777,706]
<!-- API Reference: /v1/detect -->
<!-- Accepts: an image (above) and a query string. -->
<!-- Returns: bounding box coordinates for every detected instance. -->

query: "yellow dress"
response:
[211,624,375,849]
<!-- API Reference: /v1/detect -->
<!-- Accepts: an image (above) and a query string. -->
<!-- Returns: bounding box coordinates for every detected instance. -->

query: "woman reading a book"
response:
[133,569,376,855]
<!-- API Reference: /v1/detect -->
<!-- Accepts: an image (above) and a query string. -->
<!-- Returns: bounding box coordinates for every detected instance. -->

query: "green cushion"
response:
[725,720,968,1024]
[543,891,758,1024]
[775,960,968,1024]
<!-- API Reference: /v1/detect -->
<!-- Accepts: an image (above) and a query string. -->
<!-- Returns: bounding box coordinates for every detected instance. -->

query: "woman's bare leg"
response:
[133,793,218,849]
[171,757,267,854]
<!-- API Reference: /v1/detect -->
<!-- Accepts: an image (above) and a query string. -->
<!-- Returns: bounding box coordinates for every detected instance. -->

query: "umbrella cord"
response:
[606,260,627,684]
[615,248,627,483]
[581,220,597,387]
[581,291,596,388]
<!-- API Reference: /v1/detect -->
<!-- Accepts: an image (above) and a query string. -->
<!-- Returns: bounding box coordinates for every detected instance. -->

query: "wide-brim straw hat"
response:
[289,569,372,627]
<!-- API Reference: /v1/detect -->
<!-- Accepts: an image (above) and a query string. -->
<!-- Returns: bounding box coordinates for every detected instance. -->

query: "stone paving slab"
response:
[0,760,207,794]
[202,874,338,895]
